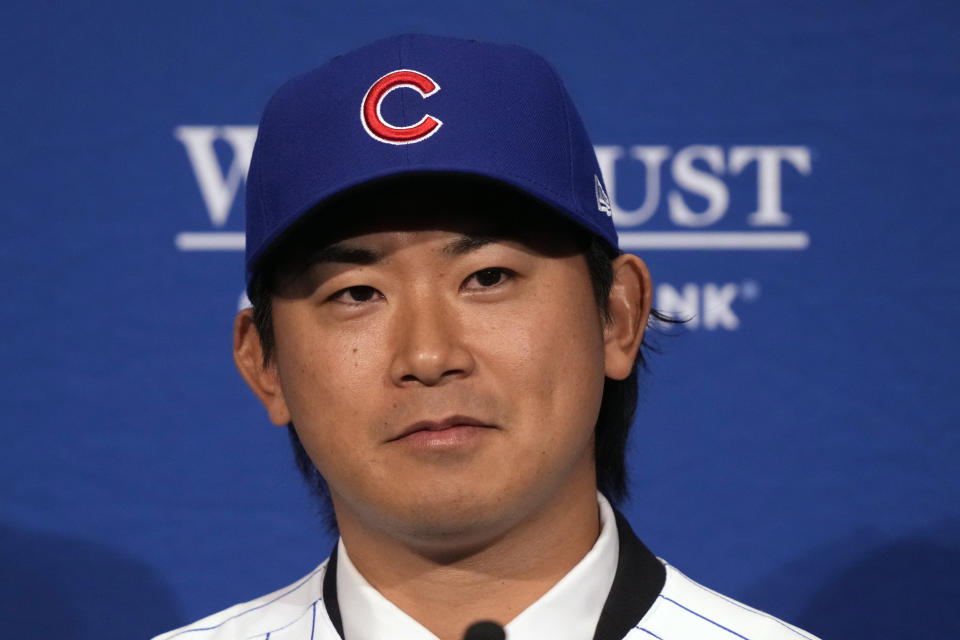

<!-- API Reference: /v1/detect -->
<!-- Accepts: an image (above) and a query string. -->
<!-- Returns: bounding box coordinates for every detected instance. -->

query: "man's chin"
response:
[350,491,527,557]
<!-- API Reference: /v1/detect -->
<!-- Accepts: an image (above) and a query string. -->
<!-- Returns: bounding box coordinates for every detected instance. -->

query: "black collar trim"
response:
[322,542,345,638]
[592,509,666,640]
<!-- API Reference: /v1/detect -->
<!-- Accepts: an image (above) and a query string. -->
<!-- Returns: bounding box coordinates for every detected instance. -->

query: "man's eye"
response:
[464,268,511,290]
[331,285,380,304]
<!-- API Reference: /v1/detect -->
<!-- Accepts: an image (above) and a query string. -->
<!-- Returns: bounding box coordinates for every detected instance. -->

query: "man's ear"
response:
[603,253,653,381]
[233,309,291,426]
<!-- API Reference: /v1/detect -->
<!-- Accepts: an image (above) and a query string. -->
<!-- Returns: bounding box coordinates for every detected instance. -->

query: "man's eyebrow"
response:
[442,234,502,256]
[304,233,505,266]
[307,243,382,266]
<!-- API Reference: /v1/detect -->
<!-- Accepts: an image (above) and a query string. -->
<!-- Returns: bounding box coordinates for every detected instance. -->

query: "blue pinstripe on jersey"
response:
[680,576,816,640]
[635,626,666,639]
[163,566,324,638]
[241,597,322,639]
[658,595,752,639]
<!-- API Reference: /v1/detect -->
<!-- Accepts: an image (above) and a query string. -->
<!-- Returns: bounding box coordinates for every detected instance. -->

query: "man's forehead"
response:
[301,210,577,268]
[325,229,500,255]
[315,209,530,248]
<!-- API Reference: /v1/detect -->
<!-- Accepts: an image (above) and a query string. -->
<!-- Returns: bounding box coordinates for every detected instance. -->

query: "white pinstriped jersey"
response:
[152,560,820,640]
[631,564,819,640]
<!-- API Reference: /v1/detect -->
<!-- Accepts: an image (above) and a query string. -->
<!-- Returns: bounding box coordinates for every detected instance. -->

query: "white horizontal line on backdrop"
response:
[618,231,810,250]
[175,232,246,251]
[174,231,810,251]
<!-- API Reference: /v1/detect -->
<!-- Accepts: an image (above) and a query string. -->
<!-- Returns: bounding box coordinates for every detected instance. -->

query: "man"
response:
[155,35,820,640]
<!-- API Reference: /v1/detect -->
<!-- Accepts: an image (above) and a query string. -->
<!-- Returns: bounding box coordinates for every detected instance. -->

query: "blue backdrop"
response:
[3,1,958,637]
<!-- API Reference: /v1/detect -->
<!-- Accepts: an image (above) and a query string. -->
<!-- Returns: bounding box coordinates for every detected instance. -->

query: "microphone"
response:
[462,620,506,640]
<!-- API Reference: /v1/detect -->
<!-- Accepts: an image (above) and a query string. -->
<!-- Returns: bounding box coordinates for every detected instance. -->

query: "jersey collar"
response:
[321,494,664,640]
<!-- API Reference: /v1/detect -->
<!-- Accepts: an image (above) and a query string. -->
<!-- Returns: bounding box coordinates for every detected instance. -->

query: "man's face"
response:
[243,188,630,548]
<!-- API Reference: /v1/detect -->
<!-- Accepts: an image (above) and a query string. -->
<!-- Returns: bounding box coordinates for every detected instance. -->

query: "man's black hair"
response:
[245,175,668,526]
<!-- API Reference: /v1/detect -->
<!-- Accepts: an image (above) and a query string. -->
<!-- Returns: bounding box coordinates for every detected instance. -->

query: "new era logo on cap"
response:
[361,69,443,145]
[595,175,613,216]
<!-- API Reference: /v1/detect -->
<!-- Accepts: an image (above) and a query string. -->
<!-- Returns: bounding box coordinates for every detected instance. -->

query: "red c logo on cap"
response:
[361,69,442,145]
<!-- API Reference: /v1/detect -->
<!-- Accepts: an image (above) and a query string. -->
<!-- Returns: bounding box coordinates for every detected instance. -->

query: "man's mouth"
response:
[387,415,496,443]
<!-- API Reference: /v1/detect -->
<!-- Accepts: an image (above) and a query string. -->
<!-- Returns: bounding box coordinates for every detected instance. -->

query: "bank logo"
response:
[656,281,761,331]
[361,69,443,145]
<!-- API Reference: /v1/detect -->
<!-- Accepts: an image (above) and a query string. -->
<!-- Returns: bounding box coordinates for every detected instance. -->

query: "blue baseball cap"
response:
[245,33,618,282]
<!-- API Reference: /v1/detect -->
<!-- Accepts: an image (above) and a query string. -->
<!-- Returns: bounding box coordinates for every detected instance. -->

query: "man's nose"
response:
[388,294,475,387]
